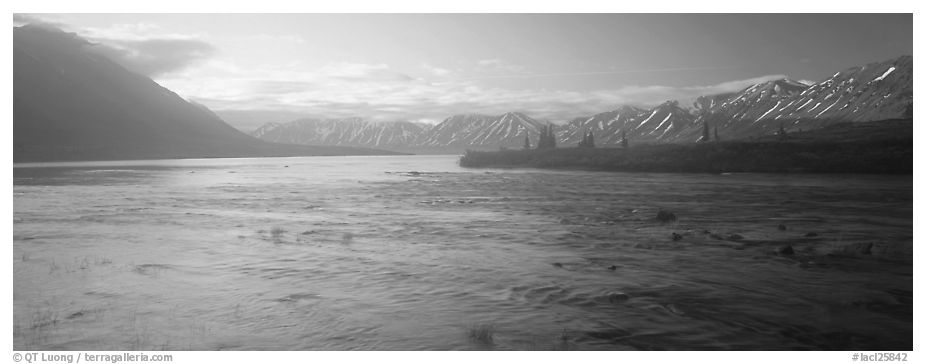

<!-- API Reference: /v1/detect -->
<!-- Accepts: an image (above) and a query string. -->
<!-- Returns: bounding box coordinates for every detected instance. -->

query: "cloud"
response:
[78,23,217,77]
[475,58,527,74]
[316,62,414,82]
[13,14,67,29]
[666,74,789,97]
[420,63,452,77]
[87,38,216,77]
[477,59,504,67]
[456,65,745,82]
[162,56,788,130]
[79,22,195,41]
[245,33,306,44]
[15,15,217,77]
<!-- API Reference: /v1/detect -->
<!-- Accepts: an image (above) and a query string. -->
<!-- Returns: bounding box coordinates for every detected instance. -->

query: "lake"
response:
[13,155,913,350]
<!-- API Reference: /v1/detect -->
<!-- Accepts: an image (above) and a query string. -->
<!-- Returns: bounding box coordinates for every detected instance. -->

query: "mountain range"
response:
[251,55,912,152]
[251,118,425,149]
[13,25,398,162]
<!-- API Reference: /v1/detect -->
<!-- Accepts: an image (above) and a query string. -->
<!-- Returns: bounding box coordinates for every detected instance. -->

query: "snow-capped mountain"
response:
[561,102,696,144]
[627,101,696,142]
[251,118,425,148]
[695,78,810,120]
[414,112,547,148]
[787,55,912,122]
[559,106,647,145]
[251,112,551,151]
[578,55,912,145]
[690,55,912,140]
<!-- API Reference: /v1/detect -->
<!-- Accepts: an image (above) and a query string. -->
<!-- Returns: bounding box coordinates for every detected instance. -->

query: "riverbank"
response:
[459,137,911,174]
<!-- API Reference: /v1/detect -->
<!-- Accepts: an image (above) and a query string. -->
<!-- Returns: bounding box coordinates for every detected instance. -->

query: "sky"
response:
[13,13,913,131]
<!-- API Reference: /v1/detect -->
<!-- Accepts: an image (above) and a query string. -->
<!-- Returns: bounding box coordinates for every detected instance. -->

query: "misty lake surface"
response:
[14,155,912,350]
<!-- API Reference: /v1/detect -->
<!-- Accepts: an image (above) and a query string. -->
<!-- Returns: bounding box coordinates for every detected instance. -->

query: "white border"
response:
[8,0,921,13]
[5,5,921,364]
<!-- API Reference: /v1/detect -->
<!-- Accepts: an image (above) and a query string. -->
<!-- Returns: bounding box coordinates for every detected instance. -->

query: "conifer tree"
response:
[620,129,628,148]
[549,125,557,149]
[537,124,557,149]
[578,129,592,148]
[537,126,543,149]
[702,121,710,142]
[536,125,547,149]
[714,126,719,142]
[523,133,531,149]
[578,130,595,148]
[547,125,554,149]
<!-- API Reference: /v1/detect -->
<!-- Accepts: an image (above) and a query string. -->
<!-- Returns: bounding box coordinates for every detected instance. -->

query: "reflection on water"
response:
[13,155,912,350]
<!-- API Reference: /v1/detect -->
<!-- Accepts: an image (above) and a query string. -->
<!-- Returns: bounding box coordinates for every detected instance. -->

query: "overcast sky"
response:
[14,13,913,130]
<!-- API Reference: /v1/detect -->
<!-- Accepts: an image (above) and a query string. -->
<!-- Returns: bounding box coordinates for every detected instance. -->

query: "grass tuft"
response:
[30,307,59,330]
[468,324,495,345]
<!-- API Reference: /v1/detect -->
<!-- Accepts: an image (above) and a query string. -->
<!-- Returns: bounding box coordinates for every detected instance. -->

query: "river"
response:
[13,155,913,350]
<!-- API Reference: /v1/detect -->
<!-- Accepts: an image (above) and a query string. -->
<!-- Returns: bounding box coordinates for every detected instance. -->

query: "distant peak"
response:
[501,111,529,119]
[15,23,66,34]
[616,105,644,112]
[887,55,912,68]
[14,23,90,48]
[443,113,490,123]
[877,54,911,65]
[656,100,680,109]
[767,78,812,89]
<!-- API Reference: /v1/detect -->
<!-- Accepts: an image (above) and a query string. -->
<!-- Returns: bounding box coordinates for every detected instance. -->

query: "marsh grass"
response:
[124,305,211,351]
[131,315,151,351]
[15,304,61,349]
[31,306,59,330]
[78,257,91,270]
[520,329,573,350]
[16,290,209,351]
[233,303,242,318]
[468,324,495,345]
[45,256,115,275]
[132,264,166,277]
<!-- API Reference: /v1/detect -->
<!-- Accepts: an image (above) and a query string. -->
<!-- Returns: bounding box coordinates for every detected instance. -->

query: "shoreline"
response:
[459,139,912,175]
